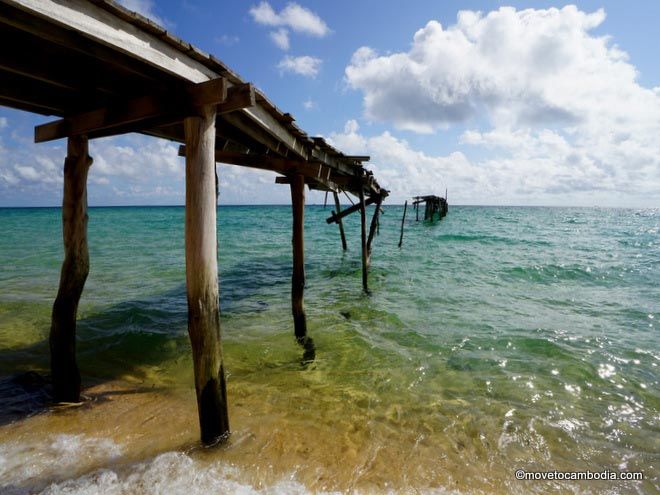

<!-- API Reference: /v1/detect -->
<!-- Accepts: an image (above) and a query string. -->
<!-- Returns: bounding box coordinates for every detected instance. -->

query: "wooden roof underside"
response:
[0,0,387,198]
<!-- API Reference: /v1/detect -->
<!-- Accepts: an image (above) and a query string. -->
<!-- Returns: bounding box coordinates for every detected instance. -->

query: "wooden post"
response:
[290,175,315,362]
[184,105,229,445]
[416,202,419,221]
[366,194,383,266]
[50,135,92,403]
[332,191,347,251]
[359,189,369,293]
[290,174,307,341]
[398,200,408,248]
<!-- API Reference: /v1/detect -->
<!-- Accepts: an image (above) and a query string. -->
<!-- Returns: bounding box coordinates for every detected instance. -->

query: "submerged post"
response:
[290,175,315,361]
[184,104,229,445]
[366,193,383,266]
[50,135,92,403]
[398,200,408,248]
[359,189,369,293]
[332,191,347,251]
[290,174,307,341]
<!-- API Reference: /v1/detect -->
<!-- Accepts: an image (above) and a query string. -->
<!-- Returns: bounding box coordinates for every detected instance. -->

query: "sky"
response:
[1,1,659,207]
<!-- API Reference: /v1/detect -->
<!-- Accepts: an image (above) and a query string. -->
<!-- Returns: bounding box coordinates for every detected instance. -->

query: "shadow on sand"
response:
[0,255,317,427]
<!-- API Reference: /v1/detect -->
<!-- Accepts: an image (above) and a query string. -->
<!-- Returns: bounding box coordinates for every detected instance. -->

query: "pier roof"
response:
[0,0,387,198]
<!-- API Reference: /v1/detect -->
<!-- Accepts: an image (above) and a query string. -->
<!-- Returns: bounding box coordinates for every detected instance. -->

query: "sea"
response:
[0,205,657,495]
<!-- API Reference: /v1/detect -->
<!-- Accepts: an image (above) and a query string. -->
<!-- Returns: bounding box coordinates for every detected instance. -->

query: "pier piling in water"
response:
[359,190,369,293]
[333,191,348,251]
[50,135,92,403]
[398,200,408,248]
[184,106,229,444]
[290,174,307,343]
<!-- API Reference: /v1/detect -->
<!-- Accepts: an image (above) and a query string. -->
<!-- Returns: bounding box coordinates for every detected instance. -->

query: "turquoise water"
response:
[0,205,658,494]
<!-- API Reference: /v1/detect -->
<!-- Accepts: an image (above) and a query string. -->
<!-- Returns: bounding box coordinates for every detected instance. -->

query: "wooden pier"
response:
[0,0,387,444]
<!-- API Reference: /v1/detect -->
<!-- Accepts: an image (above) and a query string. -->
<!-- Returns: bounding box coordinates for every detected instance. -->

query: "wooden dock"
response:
[0,0,388,445]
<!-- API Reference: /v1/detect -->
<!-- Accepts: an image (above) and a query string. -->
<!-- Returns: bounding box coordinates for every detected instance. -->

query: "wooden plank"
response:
[35,78,228,142]
[7,0,217,83]
[180,148,340,191]
[184,104,229,445]
[326,196,377,224]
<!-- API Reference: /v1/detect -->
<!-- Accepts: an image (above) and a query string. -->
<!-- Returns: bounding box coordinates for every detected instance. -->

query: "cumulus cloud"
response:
[0,133,184,206]
[270,28,290,50]
[303,98,316,110]
[277,55,321,77]
[345,6,655,132]
[341,6,660,205]
[249,2,329,37]
[327,120,660,206]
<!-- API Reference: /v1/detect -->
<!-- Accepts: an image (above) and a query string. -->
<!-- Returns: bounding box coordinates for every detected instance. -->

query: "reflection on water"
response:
[0,206,658,494]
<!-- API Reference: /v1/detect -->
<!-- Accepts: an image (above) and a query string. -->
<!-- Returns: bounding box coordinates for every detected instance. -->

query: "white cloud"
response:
[328,120,660,207]
[0,117,7,129]
[341,6,660,205]
[270,28,290,50]
[303,98,316,110]
[249,2,329,37]
[278,55,321,77]
[117,0,166,26]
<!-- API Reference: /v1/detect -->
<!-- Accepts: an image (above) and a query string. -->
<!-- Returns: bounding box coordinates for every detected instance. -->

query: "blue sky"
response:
[1,1,659,206]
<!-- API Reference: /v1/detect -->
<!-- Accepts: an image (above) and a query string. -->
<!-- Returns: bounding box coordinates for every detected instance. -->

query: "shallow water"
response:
[0,205,657,494]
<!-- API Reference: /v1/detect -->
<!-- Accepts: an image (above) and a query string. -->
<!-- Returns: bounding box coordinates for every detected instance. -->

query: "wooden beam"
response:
[50,135,92,402]
[180,148,340,191]
[326,196,377,224]
[359,189,369,293]
[333,191,347,251]
[344,155,370,162]
[6,0,217,83]
[218,83,255,114]
[184,104,229,445]
[290,175,310,349]
[35,78,228,142]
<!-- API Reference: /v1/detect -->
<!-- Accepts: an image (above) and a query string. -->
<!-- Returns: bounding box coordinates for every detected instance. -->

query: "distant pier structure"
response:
[0,0,387,444]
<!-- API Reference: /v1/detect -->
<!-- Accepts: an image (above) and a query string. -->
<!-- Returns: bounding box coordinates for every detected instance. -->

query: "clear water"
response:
[0,205,657,494]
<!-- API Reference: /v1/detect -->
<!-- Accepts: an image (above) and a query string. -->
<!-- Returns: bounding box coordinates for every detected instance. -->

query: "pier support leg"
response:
[359,190,369,293]
[50,135,92,403]
[333,191,347,251]
[184,105,229,445]
[366,194,383,266]
[290,175,315,361]
[398,200,408,248]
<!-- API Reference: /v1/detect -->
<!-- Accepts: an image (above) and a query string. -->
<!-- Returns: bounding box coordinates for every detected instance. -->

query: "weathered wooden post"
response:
[332,191,347,251]
[290,174,307,341]
[50,135,92,403]
[398,200,408,248]
[290,174,315,361]
[184,104,229,445]
[359,190,369,293]
[366,193,383,266]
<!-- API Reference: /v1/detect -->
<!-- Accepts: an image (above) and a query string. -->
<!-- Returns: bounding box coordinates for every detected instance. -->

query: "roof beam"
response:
[34,78,229,142]
[178,147,338,191]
